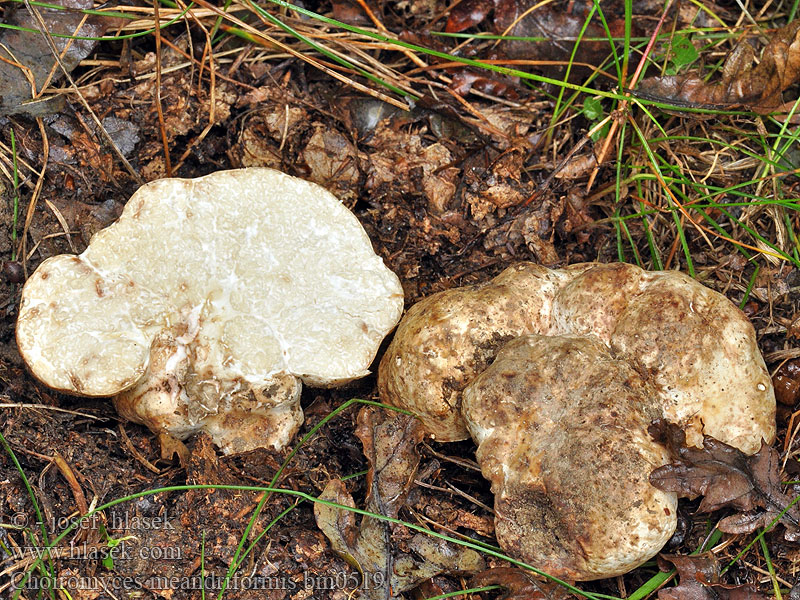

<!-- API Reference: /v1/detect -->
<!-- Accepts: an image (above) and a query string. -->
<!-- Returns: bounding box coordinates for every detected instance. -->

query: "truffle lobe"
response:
[377,263,590,441]
[462,334,678,581]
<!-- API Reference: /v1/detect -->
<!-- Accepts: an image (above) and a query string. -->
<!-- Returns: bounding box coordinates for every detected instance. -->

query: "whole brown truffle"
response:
[378,261,776,580]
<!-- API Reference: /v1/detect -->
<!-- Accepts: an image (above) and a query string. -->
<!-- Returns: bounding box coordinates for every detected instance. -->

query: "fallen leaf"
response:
[451,69,521,100]
[658,554,770,600]
[658,553,719,600]
[445,0,494,33]
[471,567,574,600]
[634,20,800,113]
[649,420,800,540]
[492,0,627,83]
[356,406,426,520]
[315,408,485,599]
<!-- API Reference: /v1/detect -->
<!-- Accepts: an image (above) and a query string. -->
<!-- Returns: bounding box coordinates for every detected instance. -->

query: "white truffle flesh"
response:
[17,168,404,453]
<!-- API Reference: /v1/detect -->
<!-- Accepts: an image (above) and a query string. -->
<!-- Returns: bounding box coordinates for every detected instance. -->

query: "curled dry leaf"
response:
[649,420,800,540]
[0,0,119,115]
[451,70,521,100]
[471,567,575,600]
[314,408,485,598]
[634,19,800,113]
[658,554,770,600]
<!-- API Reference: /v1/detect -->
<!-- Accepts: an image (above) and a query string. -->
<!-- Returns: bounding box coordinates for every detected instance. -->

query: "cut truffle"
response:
[17,168,404,453]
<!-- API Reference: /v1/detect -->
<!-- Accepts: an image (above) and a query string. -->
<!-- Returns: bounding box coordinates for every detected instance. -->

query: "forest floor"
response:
[0,0,799,598]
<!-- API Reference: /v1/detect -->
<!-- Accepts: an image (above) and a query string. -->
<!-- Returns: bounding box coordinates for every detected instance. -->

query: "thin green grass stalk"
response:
[722,492,800,576]
[630,132,797,265]
[785,213,800,262]
[259,0,745,116]
[684,0,729,29]
[0,430,57,600]
[545,0,630,118]
[231,499,299,575]
[613,207,626,262]
[713,204,797,267]
[242,0,411,100]
[547,3,598,144]
[739,265,759,309]
[209,0,234,43]
[218,398,415,599]
[7,0,136,18]
[758,536,781,600]
[10,127,19,261]
[0,3,192,41]
[432,29,738,43]
[229,499,300,576]
[622,0,633,83]
[424,587,500,600]
[765,100,800,173]
[592,0,624,83]
[644,166,769,265]
[626,115,695,275]
[644,133,789,171]
[17,483,617,600]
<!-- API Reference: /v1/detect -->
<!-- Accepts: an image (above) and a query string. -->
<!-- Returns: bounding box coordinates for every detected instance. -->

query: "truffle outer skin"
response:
[462,334,678,581]
[17,168,404,453]
[380,261,775,454]
[377,263,591,441]
[550,263,776,454]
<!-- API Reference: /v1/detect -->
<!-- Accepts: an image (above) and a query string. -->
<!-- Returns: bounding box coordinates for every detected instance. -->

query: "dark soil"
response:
[1,0,799,598]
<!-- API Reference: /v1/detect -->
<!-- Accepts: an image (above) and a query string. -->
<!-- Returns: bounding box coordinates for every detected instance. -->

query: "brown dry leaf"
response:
[773,358,800,405]
[0,0,119,115]
[451,69,521,100]
[635,19,800,113]
[658,554,770,600]
[445,0,494,33]
[471,567,574,600]
[314,408,485,599]
[649,420,800,540]
[365,120,459,215]
[492,0,627,82]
